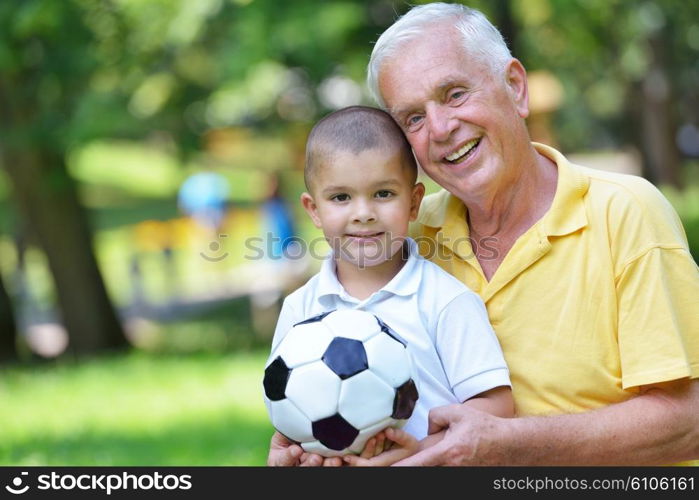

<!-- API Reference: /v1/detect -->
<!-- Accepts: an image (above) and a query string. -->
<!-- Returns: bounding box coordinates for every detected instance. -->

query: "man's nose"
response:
[353,200,376,224]
[426,104,457,142]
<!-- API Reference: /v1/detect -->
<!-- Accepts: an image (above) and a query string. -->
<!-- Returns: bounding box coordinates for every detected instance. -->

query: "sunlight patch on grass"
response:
[0,351,274,465]
[68,141,183,199]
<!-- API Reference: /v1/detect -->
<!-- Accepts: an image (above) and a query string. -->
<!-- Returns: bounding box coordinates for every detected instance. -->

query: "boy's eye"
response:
[331,193,349,202]
[375,190,394,199]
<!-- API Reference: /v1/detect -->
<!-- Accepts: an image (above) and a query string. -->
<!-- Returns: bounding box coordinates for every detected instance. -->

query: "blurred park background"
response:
[1,0,698,465]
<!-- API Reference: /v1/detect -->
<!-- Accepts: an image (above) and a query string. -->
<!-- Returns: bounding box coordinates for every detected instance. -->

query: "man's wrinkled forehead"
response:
[378,28,474,105]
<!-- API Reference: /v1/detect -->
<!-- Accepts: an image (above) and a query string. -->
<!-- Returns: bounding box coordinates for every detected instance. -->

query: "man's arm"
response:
[395,377,699,465]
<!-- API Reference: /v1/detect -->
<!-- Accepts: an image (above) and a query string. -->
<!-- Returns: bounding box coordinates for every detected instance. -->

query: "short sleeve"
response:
[435,291,511,402]
[617,247,699,389]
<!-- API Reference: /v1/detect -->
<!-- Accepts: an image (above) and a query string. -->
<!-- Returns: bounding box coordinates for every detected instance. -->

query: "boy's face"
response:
[301,147,424,268]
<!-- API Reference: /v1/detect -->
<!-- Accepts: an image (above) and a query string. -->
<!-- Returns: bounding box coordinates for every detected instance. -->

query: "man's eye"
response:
[406,115,423,128]
[449,90,466,102]
[375,190,393,199]
[331,194,349,202]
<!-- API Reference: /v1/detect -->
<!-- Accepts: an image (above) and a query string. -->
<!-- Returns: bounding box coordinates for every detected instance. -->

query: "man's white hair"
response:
[367,2,512,108]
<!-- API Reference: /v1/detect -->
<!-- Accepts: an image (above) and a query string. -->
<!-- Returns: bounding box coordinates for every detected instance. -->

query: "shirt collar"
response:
[415,143,589,238]
[316,238,423,303]
[382,238,422,297]
[415,188,458,230]
[534,143,589,237]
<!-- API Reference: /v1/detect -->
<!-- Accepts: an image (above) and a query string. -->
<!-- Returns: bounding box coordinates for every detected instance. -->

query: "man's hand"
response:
[394,405,506,466]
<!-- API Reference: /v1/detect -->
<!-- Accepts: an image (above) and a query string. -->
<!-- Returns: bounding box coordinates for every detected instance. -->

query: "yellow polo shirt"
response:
[412,144,699,423]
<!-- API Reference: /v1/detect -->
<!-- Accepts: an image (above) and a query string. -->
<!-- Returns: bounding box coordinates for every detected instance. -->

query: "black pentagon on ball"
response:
[312,414,360,451]
[375,316,407,347]
[263,356,291,401]
[392,379,419,419]
[293,310,334,327]
[322,337,368,380]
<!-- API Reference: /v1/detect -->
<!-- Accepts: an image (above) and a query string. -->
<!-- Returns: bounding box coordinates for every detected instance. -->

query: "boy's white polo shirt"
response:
[272,238,511,439]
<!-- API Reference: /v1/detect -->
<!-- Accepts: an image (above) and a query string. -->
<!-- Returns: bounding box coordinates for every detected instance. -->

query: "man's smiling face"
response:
[378,23,530,201]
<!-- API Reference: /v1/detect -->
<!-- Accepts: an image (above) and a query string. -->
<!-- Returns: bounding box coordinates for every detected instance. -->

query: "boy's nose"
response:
[354,213,376,224]
[353,202,376,224]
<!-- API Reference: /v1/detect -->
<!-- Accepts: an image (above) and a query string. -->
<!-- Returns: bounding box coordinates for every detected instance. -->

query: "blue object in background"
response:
[261,173,297,260]
[262,195,296,259]
[178,172,230,230]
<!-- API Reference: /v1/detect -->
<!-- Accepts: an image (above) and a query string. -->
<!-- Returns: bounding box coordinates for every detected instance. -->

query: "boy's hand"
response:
[359,431,388,458]
[299,453,343,467]
[267,431,343,466]
[267,432,303,466]
[343,427,418,466]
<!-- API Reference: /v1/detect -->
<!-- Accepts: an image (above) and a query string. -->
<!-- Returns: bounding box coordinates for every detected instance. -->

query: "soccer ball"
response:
[262,309,419,457]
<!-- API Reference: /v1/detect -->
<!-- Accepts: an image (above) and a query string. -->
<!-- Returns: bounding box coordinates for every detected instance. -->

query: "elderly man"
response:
[268,2,698,466]
[366,2,699,466]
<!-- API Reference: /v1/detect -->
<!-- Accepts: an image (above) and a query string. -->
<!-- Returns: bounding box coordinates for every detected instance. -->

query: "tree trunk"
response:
[1,148,128,356]
[492,0,520,58]
[638,33,682,188]
[0,268,17,362]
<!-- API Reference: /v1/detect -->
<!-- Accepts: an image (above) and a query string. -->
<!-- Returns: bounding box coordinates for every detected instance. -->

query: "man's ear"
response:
[409,182,426,221]
[300,192,322,228]
[505,58,529,119]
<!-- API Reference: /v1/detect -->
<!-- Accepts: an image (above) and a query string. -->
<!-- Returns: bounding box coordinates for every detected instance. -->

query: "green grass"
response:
[0,350,274,465]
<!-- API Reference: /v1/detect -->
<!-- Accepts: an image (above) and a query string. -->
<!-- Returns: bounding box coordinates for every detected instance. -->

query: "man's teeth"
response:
[446,139,479,162]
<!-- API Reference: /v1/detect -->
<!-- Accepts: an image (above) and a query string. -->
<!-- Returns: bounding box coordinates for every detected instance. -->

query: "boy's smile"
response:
[301,147,424,271]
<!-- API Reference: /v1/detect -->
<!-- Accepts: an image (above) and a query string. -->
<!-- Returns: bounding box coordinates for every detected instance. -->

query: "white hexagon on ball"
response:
[272,321,334,368]
[339,370,395,429]
[322,309,381,342]
[363,332,413,388]
[268,398,314,444]
[285,361,341,421]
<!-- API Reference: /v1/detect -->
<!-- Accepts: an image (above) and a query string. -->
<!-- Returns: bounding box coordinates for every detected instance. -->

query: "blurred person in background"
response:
[261,171,298,261]
[177,167,231,235]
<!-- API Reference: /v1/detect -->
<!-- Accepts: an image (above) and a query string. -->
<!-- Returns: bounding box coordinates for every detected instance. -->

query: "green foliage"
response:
[0,0,395,160]
[4,0,695,166]
[514,0,699,152]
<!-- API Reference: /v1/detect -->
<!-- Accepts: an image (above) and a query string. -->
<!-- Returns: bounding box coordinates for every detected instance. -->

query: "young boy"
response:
[267,106,513,466]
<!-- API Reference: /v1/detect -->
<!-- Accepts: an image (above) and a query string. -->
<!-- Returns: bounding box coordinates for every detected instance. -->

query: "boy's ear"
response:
[409,182,425,221]
[300,192,322,228]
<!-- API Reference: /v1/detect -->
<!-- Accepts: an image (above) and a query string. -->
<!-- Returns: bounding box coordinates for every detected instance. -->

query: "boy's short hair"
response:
[304,105,417,191]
